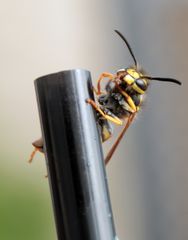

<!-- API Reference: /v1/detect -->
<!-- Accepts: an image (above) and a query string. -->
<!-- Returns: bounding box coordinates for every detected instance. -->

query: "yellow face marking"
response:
[123,74,134,85]
[127,68,140,79]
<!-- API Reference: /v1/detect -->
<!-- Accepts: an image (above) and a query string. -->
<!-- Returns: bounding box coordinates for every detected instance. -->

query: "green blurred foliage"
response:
[0,161,56,240]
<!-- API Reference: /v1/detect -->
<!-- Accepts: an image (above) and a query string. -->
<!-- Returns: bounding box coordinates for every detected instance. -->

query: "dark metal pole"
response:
[34,69,117,240]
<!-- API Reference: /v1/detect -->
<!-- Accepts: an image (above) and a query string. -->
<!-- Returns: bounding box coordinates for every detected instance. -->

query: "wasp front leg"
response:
[115,82,137,113]
[28,138,44,163]
[93,72,114,95]
[86,98,123,125]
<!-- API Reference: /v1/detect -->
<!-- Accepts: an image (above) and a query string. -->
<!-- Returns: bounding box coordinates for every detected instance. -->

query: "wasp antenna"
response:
[114,29,138,68]
[141,76,182,85]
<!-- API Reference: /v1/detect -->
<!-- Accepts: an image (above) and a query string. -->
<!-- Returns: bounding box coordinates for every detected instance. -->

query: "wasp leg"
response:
[28,147,41,163]
[94,72,114,95]
[86,98,123,125]
[28,138,44,163]
[92,86,100,95]
[28,138,48,178]
[115,83,137,112]
[105,113,136,165]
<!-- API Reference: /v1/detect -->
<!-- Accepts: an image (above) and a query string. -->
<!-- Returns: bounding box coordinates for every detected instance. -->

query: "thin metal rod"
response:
[34,69,117,240]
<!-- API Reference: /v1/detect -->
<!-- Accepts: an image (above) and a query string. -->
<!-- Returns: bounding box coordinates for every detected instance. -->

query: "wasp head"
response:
[121,68,149,95]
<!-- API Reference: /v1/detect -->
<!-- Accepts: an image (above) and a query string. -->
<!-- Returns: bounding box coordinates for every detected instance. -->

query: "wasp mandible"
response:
[29,30,181,165]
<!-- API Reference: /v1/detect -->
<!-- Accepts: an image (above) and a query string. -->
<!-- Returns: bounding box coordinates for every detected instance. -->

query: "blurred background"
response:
[0,0,188,239]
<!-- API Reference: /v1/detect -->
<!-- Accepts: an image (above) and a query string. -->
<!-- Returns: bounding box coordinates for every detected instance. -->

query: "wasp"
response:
[29,30,181,165]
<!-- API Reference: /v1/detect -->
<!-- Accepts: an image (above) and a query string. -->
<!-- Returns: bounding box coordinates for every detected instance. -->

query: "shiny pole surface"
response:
[34,69,117,240]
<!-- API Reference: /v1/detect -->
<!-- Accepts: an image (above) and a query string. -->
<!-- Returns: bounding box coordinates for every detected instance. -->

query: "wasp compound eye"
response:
[135,79,148,91]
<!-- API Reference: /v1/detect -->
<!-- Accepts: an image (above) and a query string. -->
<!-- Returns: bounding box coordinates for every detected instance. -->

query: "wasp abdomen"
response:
[97,117,113,142]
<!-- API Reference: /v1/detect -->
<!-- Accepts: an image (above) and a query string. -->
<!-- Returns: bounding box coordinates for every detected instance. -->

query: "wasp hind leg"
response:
[28,147,40,163]
[28,138,48,178]
[105,113,136,165]
[28,138,44,163]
